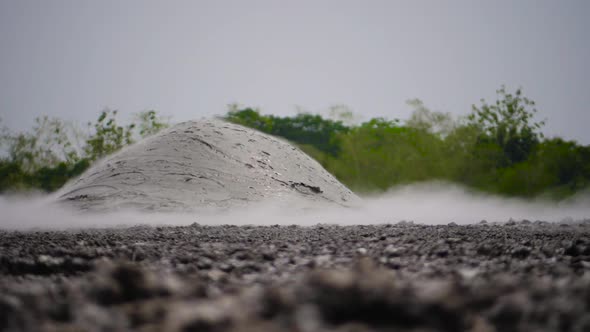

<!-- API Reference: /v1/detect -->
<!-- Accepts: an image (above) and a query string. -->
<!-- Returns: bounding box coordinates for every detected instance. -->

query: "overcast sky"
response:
[1,0,589,143]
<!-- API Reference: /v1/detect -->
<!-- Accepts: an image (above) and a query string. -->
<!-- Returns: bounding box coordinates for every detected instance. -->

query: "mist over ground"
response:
[2,182,589,230]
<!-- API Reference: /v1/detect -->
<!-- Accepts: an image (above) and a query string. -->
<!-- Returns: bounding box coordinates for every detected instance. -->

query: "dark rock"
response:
[564,243,581,257]
[487,293,529,331]
[511,246,531,259]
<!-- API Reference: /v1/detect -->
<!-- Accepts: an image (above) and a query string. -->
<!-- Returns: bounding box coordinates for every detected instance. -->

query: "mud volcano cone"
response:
[56,119,360,212]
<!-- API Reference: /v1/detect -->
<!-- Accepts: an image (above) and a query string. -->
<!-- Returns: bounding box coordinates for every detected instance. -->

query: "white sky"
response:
[1,0,589,143]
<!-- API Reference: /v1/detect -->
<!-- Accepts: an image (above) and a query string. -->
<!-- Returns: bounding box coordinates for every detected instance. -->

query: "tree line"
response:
[0,110,168,192]
[225,87,590,199]
[1,86,589,199]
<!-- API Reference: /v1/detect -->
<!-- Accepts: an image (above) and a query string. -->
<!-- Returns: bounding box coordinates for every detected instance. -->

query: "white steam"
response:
[1,182,589,230]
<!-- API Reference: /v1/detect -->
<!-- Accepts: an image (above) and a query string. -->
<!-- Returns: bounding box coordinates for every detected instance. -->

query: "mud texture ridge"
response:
[55,119,360,212]
[2,221,590,332]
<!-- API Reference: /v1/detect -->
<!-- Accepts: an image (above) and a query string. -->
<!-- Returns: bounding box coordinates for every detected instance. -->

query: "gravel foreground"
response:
[1,221,590,332]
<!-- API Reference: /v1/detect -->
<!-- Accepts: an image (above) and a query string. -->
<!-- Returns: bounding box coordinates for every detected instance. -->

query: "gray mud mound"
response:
[56,119,359,212]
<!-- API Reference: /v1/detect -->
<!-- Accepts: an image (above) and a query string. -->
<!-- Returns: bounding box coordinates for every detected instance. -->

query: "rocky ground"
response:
[1,220,590,332]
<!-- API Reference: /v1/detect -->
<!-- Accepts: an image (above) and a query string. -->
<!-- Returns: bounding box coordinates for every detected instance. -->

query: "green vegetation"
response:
[1,86,589,199]
[226,104,349,156]
[0,109,168,192]
[224,87,590,199]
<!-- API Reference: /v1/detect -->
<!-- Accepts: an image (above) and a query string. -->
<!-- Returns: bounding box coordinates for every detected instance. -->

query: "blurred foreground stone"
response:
[2,222,590,331]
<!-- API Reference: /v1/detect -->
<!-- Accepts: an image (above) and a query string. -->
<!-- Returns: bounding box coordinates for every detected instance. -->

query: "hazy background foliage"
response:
[225,87,590,199]
[1,87,588,199]
[0,110,168,192]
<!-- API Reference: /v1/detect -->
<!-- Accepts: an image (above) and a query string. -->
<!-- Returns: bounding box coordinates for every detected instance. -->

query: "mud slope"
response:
[1,222,590,331]
[56,119,360,212]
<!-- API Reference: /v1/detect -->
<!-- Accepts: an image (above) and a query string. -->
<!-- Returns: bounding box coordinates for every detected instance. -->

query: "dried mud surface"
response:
[56,119,360,212]
[1,221,590,332]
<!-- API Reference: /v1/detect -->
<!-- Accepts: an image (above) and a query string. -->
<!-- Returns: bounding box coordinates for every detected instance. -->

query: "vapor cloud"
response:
[1,182,589,230]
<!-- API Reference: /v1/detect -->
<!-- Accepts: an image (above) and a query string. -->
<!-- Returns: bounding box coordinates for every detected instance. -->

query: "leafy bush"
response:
[0,110,168,193]
[225,105,348,156]
[226,87,590,199]
[468,86,545,167]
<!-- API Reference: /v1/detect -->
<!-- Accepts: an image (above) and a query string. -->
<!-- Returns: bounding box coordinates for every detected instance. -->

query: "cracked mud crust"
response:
[1,221,590,331]
[55,119,360,212]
